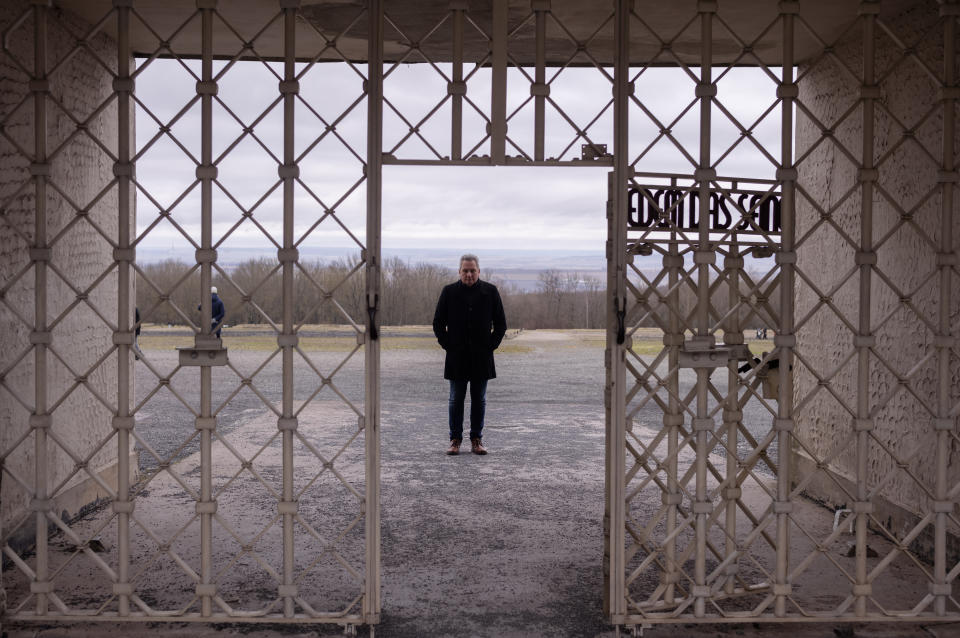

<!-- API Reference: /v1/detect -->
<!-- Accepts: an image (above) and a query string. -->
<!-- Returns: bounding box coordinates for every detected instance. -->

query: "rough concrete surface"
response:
[0,0,137,534]
[793,0,960,546]
[4,330,959,638]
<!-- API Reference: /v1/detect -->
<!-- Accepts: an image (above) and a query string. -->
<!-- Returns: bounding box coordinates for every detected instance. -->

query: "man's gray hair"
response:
[459,253,479,268]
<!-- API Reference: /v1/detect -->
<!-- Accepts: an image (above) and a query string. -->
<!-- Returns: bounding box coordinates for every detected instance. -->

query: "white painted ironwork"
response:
[611,0,960,628]
[364,0,384,623]
[604,0,632,624]
[1,0,958,634]
[1,0,378,629]
[379,0,616,166]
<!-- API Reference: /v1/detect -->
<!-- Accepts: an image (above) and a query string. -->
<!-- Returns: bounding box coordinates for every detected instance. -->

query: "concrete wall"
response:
[0,2,136,549]
[794,2,960,557]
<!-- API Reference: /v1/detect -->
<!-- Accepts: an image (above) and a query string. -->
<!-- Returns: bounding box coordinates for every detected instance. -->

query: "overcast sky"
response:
[133,57,784,260]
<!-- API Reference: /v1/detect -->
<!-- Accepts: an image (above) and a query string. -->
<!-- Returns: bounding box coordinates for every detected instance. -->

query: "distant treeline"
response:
[136,257,777,331]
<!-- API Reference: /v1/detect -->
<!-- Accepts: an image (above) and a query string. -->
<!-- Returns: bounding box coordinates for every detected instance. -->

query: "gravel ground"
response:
[4,329,955,638]
[131,329,776,474]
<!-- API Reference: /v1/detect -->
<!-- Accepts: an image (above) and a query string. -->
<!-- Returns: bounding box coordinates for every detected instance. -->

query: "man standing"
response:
[432,254,507,455]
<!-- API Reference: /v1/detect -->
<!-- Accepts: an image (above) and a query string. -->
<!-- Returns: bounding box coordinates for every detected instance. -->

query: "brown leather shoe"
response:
[470,437,487,455]
[446,438,462,455]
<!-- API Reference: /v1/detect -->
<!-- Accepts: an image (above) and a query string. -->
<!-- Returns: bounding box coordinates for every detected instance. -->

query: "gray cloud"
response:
[135,58,784,255]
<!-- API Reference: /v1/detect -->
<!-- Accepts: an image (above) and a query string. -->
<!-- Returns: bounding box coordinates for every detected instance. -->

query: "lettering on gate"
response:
[628,185,781,235]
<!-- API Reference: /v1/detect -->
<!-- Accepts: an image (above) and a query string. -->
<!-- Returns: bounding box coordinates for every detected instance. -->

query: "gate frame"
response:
[1,0,385,628]
[3,0,959,633]
[608,0,960,630]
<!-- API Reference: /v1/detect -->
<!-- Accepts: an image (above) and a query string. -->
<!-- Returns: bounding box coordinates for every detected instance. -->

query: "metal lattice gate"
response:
[1,0,381,626]
[605,0,960,628]
[1,0,959,633]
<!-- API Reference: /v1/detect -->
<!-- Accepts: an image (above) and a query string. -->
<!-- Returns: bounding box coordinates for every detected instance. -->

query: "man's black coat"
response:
[432,279,507,380]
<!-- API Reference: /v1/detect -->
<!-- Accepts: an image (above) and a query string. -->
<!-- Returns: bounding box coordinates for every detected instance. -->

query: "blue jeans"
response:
[448,379,487,441]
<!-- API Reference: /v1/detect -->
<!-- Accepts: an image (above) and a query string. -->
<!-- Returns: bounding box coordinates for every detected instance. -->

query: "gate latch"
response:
[678,335,729,369]
[367,293,379,341]
[177,334,228,367]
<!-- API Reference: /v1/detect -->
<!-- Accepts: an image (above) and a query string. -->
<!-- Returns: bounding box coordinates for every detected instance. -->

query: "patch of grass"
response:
[142,333,452,352]
[750,340,775,354]
[140,325,768,357]
[566,328,774,357]
[143,334,408,352]
[231,335,366,352]
[628,340,668,356]
[496,343,534,354]
[138,335,194,350]
[625,335,774,356]
[379,336,438,350]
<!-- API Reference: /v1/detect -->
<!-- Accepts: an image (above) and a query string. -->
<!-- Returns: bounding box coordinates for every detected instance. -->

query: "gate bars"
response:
[1,0,959,632]
[1,0,379,627]
[936,3,957,620]
[378,0,617,165]
[609,0,960,628]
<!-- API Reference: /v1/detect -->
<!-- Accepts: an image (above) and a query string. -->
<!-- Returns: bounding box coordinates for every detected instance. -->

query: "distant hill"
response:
[135,245,661,291]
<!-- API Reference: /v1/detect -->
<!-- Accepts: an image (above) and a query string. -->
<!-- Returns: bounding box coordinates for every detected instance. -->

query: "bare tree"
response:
[222,257,281,325]
[136,259,200,327]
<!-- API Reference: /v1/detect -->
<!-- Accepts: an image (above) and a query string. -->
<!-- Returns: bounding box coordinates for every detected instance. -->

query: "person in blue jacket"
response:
[432,254,507,456]
[199,286,225,339]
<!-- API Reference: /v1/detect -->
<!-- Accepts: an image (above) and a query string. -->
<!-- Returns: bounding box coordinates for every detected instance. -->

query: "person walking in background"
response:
[199,286,226,339]
[432,254,507,456]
